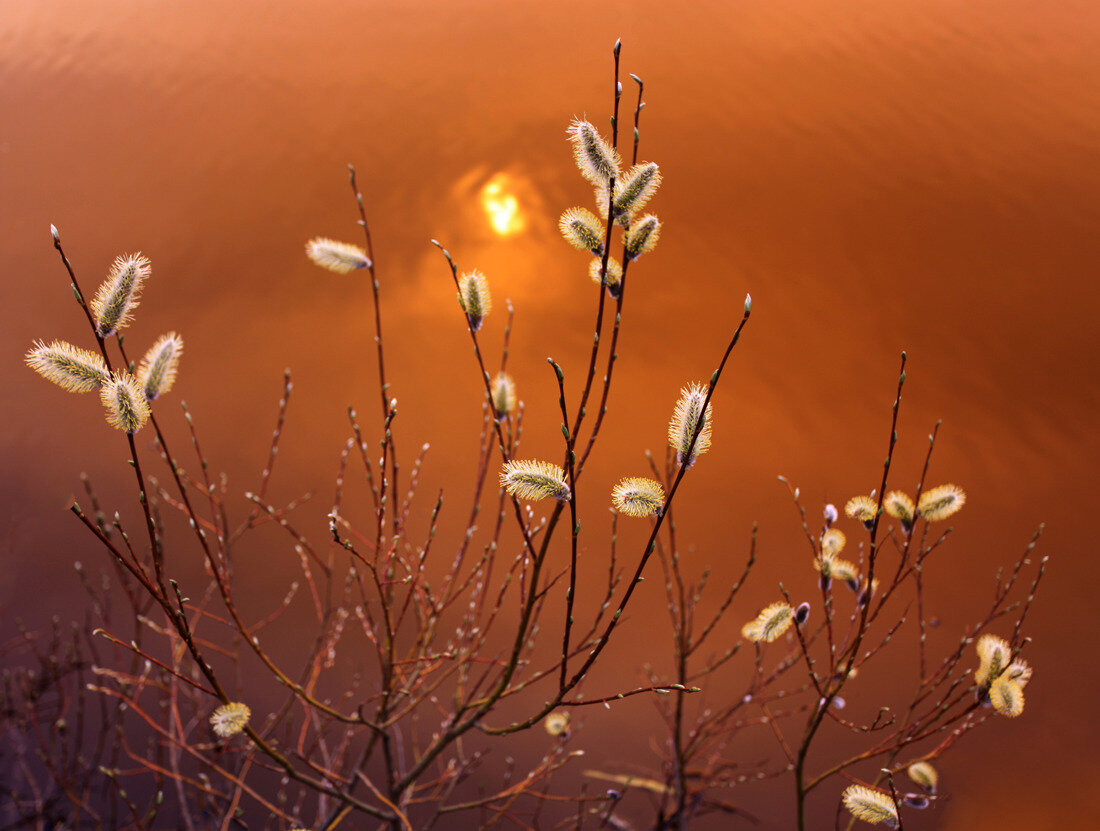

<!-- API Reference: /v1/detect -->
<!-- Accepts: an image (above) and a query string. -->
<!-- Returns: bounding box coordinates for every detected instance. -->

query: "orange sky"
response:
[2,2,1098,828]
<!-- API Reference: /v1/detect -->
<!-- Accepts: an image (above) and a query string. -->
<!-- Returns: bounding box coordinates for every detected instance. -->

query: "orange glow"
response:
[479,173,525,236]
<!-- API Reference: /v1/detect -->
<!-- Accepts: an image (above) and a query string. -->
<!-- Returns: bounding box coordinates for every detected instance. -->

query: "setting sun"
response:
[480,173,525,236]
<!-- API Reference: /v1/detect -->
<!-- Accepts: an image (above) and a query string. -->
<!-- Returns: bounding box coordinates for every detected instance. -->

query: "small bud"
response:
[50,224,60,241]
[794,602,810,625]
[744,293,752,315]
[824,503,838,524]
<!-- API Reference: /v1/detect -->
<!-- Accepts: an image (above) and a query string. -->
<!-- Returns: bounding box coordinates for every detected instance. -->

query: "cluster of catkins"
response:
[26,242,182,433]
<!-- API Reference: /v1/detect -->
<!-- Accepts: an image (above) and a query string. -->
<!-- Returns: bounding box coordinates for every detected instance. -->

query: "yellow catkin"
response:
[599,162,661,223]
[907,761,938,793]
[500,460,570,502]
[831,559,860,586]
[136,332,183,401]
[305,237,371,274]
[845,495,878,525]
[988,676,1025,717]
[91,253,151,337]
[25,340,109,393]
[100,373,151,434]
[588,256,622,292]
[842,784,899,827]
[1005,658,1032,688]
[457,270,491,331]
[544,711,570,737]
[883,491,916,529]
[975,634,1011,688]
[917,484,966,522]
[559,207,605,254]
[611,477,666,517]
[210,701,251,738]
[624,214,660,260]
[568,119,620,185]
[490,372,517,419]
[741,603,794,643]
[821,528,846,557]
[668,383,713,468]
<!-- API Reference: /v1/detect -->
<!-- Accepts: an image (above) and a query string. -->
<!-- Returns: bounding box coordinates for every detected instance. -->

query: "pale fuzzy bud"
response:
[667,383,713,468]
[741,602,794,643]
[842,784,899,828]
[917,484,966,522]
[907,761,938,794]
[457,270,491,331]
[50,224,60,241]
[624,214,660,261]
[610,477,665,517]
[1005,658,1032,688]
[588,256,623,295]
[821,528,846,557]
[305,237,371,274]
[210,701,251,738]
[883,491,916,531]
[598,162,661,224]
[559,207,605,255]
[902,794,931,809]
[975,634,1012,689]
[90,253,151,337]
[500,460,570,502]
[568,119,620,185]
[544,711,570,737]
[845,495,878,529]
[25,340,109,393]
[490,372,517,419]
[824,503,839,524]
[988,675,1025,717]
[136,332,183,401]
[100,373,151,434]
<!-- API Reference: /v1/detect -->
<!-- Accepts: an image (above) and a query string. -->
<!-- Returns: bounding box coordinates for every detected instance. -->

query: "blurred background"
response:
[2,1,1097,828]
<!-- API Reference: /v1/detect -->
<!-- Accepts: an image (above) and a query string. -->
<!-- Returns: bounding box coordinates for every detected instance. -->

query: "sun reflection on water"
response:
[479,173,526,236]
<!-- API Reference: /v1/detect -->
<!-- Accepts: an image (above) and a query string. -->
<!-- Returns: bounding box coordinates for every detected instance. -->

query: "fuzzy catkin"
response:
[100,373,151,434]
[137,332,183,401]
[305,238,371,274]
[25,340,109,393]
[91,253,150,337]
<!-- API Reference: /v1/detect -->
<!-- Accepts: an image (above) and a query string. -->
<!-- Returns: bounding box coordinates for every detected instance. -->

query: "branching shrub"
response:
[6,43,1046,831]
